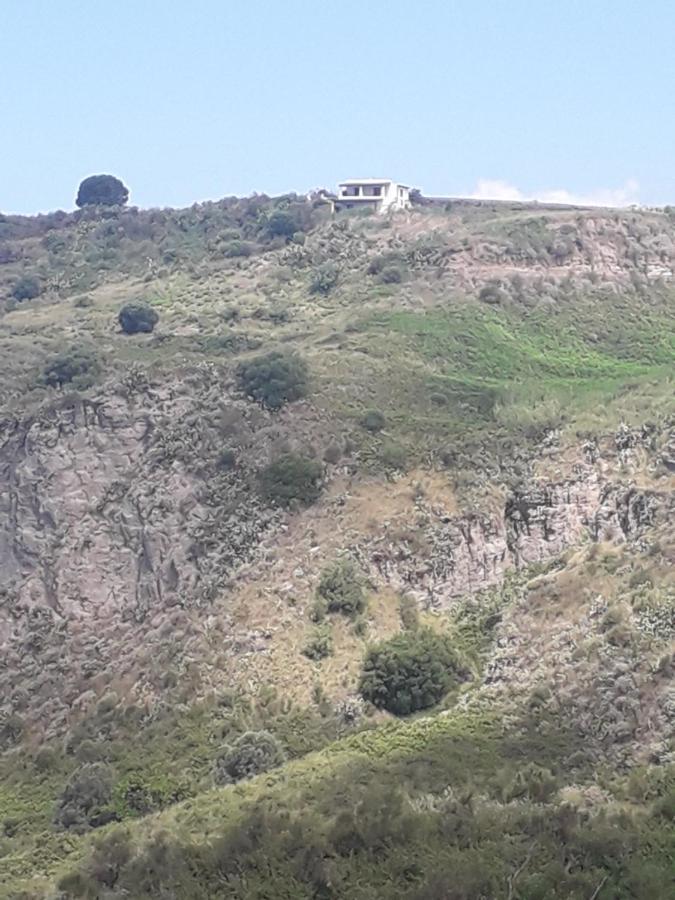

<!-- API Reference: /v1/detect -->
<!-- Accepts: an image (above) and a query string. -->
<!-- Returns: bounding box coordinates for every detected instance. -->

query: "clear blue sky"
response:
[3,0,675,213]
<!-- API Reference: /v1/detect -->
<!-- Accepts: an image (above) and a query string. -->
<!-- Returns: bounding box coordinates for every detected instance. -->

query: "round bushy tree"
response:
[76,175,129,208]
[259,453,322,507]
[118,301,159,334]
[54,763,114,831]
[12,274,41,301]
[42,347,100,388]
[213,731,286,784]
[359,628,461,716]
[316,559,366,617]
[237,350,308,410]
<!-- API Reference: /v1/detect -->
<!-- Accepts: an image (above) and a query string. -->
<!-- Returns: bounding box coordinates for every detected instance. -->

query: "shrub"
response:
[118,301,159,334]
[478,282,507,304]
[76,174,129,207]
[222,239,253,258]
[302,627,334,661]
[367,252,407,276]
[42,347,100,388]
[264,209,298,239]
[259,454,322,507]
[213,730,286,784]
[54,763,115,831]
[399,594,420,631]
[11,274,41,301]
[360,409,386,432]
[379,440,407,471]
[316,559,366,617]
[237,350,308,410]
[217,448,237,470]
[379,265,403,284]
[309,263,339,295]
[359,628,461,715]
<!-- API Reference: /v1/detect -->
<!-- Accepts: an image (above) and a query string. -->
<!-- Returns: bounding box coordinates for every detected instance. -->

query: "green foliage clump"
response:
[76,174,129,207]
[112,773,186,818]
[478,282,507,304]
[360,408,386,432]
[217,447,237,470]
[259,453,322,507]
[399,594,420,631]
[222,239,253,258]
[264,209,300,239]
[237,350,309,410]
[366,251,407,276]
[378,265,404,284]
[11,274,41,301]
[359,627,461,715]
[118,301,159,334]
[213,730,286,784]
[302,627,334,661]
[42,346,100,388]
[309,262,339,295]
[379,440,407,471]
[316,558,366,618]
[54,763,115,832]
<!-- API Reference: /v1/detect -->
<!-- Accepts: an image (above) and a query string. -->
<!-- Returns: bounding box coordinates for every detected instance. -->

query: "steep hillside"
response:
[0,197,673,898]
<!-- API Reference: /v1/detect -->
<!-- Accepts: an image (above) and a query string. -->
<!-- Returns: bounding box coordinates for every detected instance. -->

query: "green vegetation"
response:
[316,558,367,618]
[259,453,323,506]
[236,349,309,409]
[42,346,100,388]
[53,763,114,832]
[302,626,334,660]
[213,730,286,784]
[118,301,159,334]
[75,174,129,207]
[360,408,386,432]
[309,262,339,294]
[2,198,675,896]
[11,274,41,301]
[359,627,462,715]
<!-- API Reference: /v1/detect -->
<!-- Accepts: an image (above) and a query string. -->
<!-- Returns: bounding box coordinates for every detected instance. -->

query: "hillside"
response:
[0,194,673,899]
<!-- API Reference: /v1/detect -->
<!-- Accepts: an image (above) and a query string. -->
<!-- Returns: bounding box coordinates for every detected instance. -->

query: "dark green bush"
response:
[213,730,286,784]
[264,210,298,239]
[478,282,507,304]
[379,265,403,284]
[42,347,100,388]
[237,350,308,410]
[360,409,386,432]
[76,174,129,207]
[217,448,237,470]
[316,559,366,617]
[11,274,41,301]
[222,239,253,258]
[310,263,339,295]
[367,252,407,276]
[54,763,115,832]
[379,440,407,471]
[302,627,334,661]
[259,454,322,507]
[118,301,159,334]
[359,627,461,715]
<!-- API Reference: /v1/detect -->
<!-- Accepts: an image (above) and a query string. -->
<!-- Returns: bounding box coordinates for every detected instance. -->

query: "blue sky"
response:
[3,0,675,213]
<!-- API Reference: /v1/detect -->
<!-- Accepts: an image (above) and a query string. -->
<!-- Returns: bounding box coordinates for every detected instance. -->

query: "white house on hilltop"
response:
[334,179,411,214]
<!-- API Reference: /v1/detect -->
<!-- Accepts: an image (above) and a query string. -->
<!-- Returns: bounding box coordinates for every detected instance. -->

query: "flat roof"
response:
[339,178,392,185]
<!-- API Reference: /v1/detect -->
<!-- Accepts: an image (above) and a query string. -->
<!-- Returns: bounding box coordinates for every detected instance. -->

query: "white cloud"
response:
[466,178,640,208]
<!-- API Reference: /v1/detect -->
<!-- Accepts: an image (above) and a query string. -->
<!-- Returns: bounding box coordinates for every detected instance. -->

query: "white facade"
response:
[335,179,411,213]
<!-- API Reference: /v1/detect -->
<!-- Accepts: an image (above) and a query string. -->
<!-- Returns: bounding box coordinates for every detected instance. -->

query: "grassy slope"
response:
[1,201,674,896]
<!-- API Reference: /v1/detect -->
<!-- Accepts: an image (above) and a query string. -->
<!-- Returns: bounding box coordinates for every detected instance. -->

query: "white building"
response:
[334,179,411,214]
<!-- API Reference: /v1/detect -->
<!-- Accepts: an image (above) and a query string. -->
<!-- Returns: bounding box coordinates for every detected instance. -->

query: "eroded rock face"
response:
[367,471,663,610]
[0,370,330,732]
